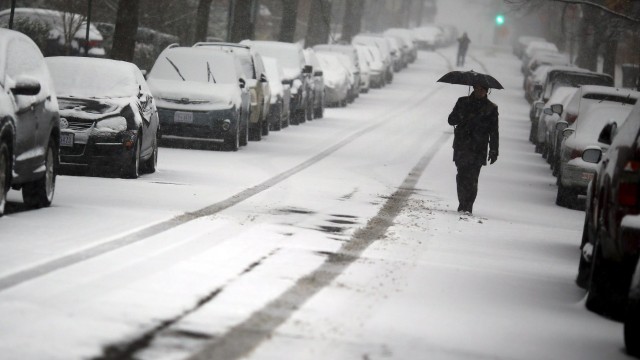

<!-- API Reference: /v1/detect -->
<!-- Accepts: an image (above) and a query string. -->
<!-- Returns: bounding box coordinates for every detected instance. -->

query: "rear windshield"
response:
[582,93,637,105]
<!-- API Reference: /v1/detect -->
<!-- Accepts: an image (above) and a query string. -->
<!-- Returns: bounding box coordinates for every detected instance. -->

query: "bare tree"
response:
[228,0,258,42]
[279,0,299,42]
[111,0,140,61]
[305,0,332,47]
[341,0,364,42]
[194,0,214,43]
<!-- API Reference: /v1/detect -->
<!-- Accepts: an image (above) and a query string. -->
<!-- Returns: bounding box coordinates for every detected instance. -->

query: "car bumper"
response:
[157,107,238,142]
[324,84,348,103]
[59,129,136,169]
[560,160,597,191]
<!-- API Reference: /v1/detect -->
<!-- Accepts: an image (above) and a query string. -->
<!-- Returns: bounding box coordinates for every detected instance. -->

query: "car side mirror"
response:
[282,79,292,86]
[582,146,602,164]
[598,122,617,145]
[543,108,553,116]
[555,120,568,132]
[239,78,246,89]
[11,76,41,96]
[562,128,574,138]
[314,70,323,77]
[260,73,268,82]
[303,65,313,74]
[551,103,563,115]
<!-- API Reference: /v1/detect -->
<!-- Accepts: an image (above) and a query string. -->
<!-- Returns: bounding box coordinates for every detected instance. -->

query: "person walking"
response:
[456,32,471,67]
[447,85,499,214]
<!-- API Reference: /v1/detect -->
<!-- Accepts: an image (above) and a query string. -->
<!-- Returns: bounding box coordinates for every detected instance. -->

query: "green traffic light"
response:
[495,14,505,26]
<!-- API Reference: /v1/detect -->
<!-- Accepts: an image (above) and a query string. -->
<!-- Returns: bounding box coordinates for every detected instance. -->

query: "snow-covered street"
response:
[0,44,630,360]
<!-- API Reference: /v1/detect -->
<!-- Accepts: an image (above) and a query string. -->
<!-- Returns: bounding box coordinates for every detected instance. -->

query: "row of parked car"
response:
[515,35,640,356]
[0,23,429,217]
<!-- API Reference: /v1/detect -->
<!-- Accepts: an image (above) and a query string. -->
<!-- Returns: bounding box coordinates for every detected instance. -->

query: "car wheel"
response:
[22,139,57,208]
[586,240,626,320]
[625,299,640,356]
[239,115,249,147]
[314,106,324,119]
[224,122,240,152]
[0,142,9,216]
[306,101,313,121]
[142,136,158,173]
[262,116,270,136]
[556,182,577,208]
[298,108,307,124]
[122,134,141,179]
[576,216,592,289]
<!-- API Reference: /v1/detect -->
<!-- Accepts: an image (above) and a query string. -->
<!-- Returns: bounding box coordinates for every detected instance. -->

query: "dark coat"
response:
[448,93,499,166]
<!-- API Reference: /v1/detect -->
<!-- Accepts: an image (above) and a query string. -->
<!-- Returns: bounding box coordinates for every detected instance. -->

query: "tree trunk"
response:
[602,38,618,78]
[305,0,332,47]
[341,0,364,43]
[229,0,257,43]
[111,0,140,62]
[575,5,598,71]
[194,0,214,43]
[279,0,299,42]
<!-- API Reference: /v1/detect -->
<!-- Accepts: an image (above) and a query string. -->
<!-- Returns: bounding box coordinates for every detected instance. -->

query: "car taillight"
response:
[566,113,577,124]
[619,182,638,207]
[571,148,582,160]
[624,160,640,172]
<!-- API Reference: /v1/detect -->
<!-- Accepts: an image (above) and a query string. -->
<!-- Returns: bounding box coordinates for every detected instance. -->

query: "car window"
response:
[47,58,137,98]
[6,38,44,79]
[149,50,238,85]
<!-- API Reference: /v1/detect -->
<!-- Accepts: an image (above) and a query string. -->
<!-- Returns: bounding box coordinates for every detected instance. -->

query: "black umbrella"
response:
[437,70,504,89]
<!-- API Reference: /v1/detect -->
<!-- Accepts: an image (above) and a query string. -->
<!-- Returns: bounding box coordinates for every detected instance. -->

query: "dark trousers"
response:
[457,49,467,66]
[455,161,482,213]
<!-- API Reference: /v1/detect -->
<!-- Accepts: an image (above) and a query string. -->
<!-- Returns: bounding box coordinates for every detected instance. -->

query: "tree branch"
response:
[506,0,640,23]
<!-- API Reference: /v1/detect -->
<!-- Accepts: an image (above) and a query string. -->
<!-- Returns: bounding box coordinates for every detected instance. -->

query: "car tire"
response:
[556,182,577,208]
[122,133,141,179]
[625,299,640,356]
[142,136,158,173]
[576,216,592,289]
[314,106,324,119]
[586,240,625,320]
[22,139,57,208]
[224,122,240,152]
[0,142,9,217]
[262,116,270,136]
[239,115,249,147]
[306,101,313,121]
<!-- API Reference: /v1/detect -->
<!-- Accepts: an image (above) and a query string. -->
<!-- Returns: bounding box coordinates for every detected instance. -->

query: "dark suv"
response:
[0,29,60,216]
[577,101,640,320]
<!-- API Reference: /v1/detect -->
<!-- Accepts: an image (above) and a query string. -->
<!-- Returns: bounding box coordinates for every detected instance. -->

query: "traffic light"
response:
[495,14,505,26]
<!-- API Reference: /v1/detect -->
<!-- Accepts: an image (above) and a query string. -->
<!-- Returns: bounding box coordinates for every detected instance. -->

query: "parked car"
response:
[412,25,443,50]
[556,103,633,207]
[550,85,639,175]
[0,7,105,57]
[625,240,640,356]
[524,64,551,104]
[147,46,250,151]
[356,44,385,88]
[193,42,271,140]
[534,86,577,154]
[47,56,159,178]
[523,52,571,90]
[513,35,546,59]
[383,28,417,63]
[241,40,313,125]
[521,40,559,74]
[303,48,325,119]
[354,45,371,93]
[577,101,640,320]
[539,87,578,161]
[313,44,361,101]
[316,52,350,107]
[0,29,60,216]
[352,34,393,84]
[262,56,291,131]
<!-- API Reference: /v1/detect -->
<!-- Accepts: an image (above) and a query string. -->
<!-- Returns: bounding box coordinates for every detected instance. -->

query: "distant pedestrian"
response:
[447,85,499,214]
[457,32,471,67]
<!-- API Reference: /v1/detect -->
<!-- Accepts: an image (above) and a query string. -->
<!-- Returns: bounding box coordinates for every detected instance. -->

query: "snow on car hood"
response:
[282,68,302,81]
[148,79,240,110]
[58,96,138,123]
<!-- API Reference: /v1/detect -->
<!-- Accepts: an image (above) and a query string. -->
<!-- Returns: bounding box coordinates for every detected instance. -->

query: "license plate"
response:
[60,133,74,147]
[174,111,193,124]
[581,172,594,181]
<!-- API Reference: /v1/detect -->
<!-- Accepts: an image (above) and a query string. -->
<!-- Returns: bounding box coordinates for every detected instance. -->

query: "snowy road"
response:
[0,47,631,359]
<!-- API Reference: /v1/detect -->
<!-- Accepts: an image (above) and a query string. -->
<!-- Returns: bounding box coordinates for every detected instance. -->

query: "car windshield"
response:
[46,58,135,98]
[148,50,238,84]
[247,43,301,71]
[546,72,612,99]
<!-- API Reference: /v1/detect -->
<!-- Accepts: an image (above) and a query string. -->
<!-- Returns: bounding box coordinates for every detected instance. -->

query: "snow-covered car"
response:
[551,85,639,174]
[241,40,313,125]
[625,229,640,356]
[521,40,559,74]
[513,35,546,58]
[147,46,250,151]
[579,101,640,322]
[313,44,361,100]
[524,52,571,90]
[556,103,633,207]
[0,7,105,57]
[533,86,577,154]
[356,44,385,88]
[0,29,60,216]
[384,36,404,72]
[354,45,371,93]
[352,34,393,84]
[524,64,550,104]
[412,25,443,50]
[47,56,159,178]
[303,48,325,119]
[193,42,271,140]
[540,87,577,161]
[262,56,291,131]
[383,28,417,63]
[316,52,350,107]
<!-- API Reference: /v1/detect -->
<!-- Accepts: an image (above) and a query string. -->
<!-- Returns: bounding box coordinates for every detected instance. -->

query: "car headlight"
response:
[95,116,127,132]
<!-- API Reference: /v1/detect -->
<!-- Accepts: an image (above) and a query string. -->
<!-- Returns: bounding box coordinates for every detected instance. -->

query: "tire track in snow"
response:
[186,130,452,360]
[0,64,449,293]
